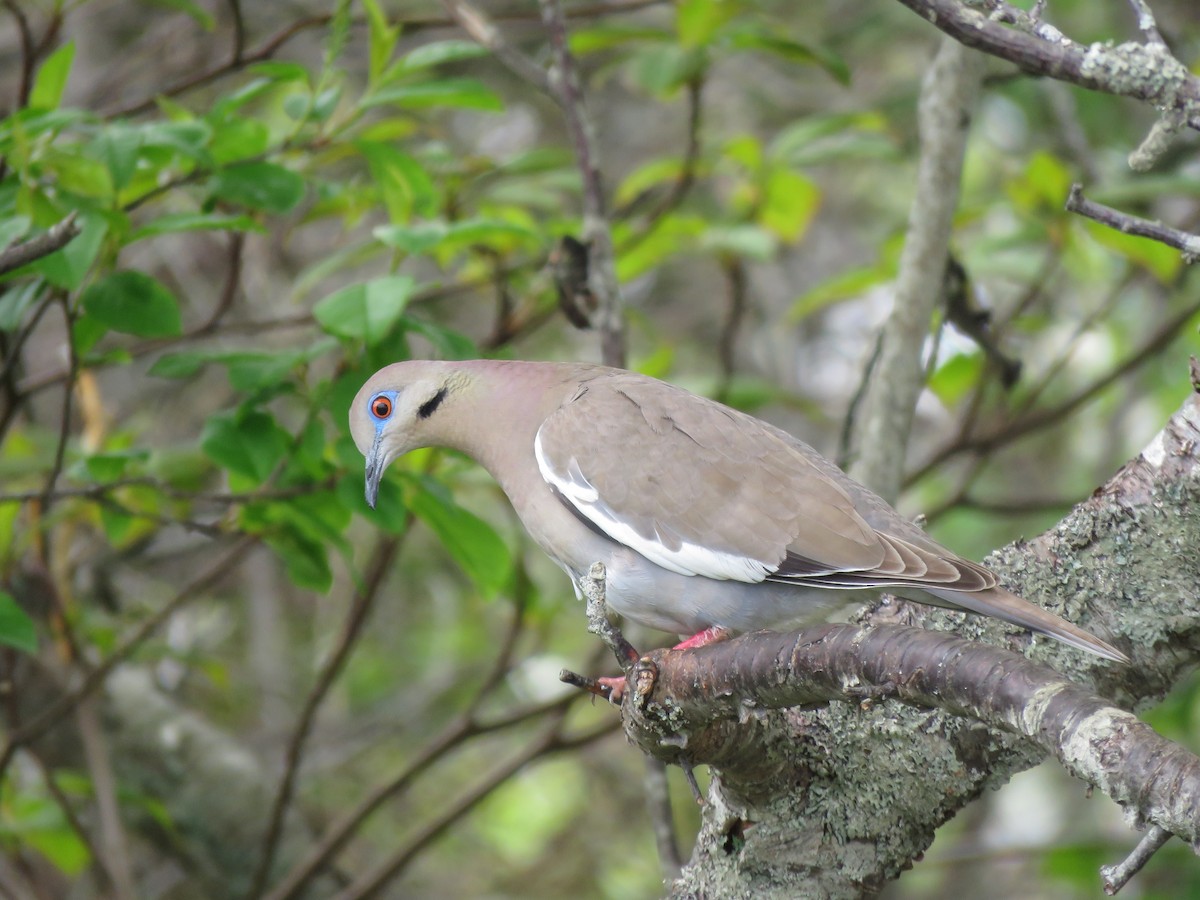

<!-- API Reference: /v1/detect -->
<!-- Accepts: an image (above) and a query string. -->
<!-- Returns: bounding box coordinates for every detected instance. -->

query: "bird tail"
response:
[924,585,1129,664]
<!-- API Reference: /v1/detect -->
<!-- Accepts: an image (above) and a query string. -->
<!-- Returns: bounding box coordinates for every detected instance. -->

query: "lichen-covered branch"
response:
[892,0,1200,131]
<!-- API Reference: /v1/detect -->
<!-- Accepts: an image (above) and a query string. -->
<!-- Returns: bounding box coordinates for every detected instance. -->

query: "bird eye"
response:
[370,395,393,420]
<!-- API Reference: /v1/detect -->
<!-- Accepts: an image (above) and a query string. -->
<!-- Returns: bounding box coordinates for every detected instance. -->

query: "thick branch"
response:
[624,625,1200,843]
[849,39,982,501]
[892,0,1200,130]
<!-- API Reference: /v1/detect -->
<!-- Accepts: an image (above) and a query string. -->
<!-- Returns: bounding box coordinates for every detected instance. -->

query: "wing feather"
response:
[535,372,994,594]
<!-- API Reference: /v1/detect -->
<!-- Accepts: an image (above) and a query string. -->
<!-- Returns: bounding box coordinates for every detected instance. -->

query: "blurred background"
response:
[0,0,1198,896]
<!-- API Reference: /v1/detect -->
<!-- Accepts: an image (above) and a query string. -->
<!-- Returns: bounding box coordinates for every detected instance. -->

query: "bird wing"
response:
[535,372,995,592]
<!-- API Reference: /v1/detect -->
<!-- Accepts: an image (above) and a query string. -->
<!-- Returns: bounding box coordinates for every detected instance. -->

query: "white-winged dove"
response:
[350,359,1128,664]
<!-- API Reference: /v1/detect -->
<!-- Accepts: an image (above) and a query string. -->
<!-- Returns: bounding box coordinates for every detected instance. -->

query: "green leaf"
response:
[0,216,31,250]
[210,161,305,213]
[569,24,671,55]
[29,42,75,110]
[85,450,148,482]
[130,212,263,241]
[677,0,736,48]
[364,79,504,112]
[81,271,182,338]
[392,39,489,72]
[362,0,400,85]
[265,529,332,591]
[143,0,216,29]
[402,318,478,360]
[355,141,437,221]
[0,282,43,333]
[760,167,820,242]
[700,224,777,260]
[201,409,292,484]
[314,274,414,345]
[405,474,512,597]
[208,117,270,165]
[89,125,143,189]
[727,27,851,85]
[1081,221,1182,285]
[374,218,539,254]
[149,342,334,391]
[928,352,984,407]
[0,592,37,654]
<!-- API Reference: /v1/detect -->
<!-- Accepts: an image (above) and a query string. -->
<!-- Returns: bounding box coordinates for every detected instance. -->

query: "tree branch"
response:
[891,0,1200,130]
[1066,183,1200,263]
[0,213,79,277]
[849,38,983,501]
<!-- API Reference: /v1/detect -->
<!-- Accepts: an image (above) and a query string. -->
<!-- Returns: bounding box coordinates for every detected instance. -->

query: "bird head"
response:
[349,361,459,508]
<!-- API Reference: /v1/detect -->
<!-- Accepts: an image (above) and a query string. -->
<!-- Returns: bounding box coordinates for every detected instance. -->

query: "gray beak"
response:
[364,430,385,509]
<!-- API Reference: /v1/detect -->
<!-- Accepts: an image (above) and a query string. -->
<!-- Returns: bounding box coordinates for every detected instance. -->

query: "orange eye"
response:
[371,396,393,419]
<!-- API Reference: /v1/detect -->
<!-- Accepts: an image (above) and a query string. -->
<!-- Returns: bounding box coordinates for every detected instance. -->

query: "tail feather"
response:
[924,586,1129,664]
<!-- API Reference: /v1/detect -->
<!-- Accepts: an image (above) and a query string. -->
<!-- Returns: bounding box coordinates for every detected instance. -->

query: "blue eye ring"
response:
[369,393,394,420]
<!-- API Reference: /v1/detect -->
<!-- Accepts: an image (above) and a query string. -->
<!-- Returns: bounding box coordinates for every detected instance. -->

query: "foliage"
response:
[0,0,1196,897]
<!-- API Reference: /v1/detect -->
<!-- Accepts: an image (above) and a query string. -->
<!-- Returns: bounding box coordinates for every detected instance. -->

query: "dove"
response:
[349,359,1127,664]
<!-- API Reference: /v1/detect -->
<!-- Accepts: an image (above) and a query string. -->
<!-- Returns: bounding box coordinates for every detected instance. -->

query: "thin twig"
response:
[1066,184,1200,262]
[644,757,683,881]
[715,256,747,403]
[539,0,626,367]
[106,1,665,119]
[1125,0,1165,46]
[1101,825,1172,894]
[248,536,401,899]
[74,698,137,899]
[330,712,575,900]
[0,536,257,784]
[1,0,35,110]
[0,213,80,277]
[910,292,1200,481]
[36,296,77,517]
[440,0,552,95]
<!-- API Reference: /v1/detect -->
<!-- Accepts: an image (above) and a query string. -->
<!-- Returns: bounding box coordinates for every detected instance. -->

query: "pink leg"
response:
[672,625,732,651]
[588,626,733,705]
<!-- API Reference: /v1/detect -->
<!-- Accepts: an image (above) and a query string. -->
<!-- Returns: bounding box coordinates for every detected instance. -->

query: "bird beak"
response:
[364,430,385,509]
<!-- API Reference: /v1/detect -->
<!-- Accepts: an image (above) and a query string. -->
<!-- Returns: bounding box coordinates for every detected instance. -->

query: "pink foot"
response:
[596,675,627,705]
[672,625,732,651]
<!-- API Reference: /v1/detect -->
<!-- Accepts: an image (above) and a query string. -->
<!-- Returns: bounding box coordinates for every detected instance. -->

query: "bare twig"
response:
[0,213,80,277]
[106,1,665,119]
[330,712,579,900]
[1125,0,1165,47]
[440,0,552,95]
[715,256,747,403]
[1101,824,1172,895]
[0,536,257,783]
[644,757,683,881]
[1066,184,1200,262]
[264,607,566,900]
[248,536,401,900]
[539,0,626,367]
[910,292,1200,481]
[1,0,36,110]
[74,699,137,899]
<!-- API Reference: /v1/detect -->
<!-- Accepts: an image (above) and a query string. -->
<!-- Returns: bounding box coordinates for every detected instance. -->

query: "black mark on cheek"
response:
[418,388,448,419]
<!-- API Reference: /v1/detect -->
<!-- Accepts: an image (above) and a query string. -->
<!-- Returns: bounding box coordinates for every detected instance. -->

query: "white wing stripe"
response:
[534,429,774,583]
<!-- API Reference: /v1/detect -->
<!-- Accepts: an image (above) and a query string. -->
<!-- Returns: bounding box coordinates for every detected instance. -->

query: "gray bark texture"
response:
[609,381,1200,898]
